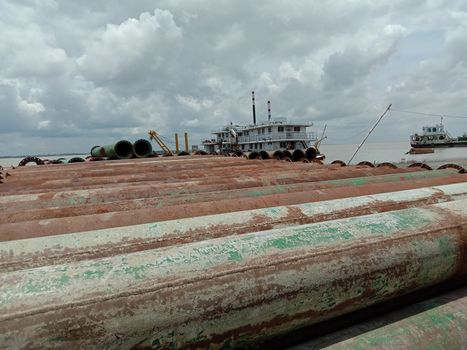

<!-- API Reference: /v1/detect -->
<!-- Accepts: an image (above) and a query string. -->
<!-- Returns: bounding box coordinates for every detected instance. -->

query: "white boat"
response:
[202,92,317,154]
[410,121,467,148]
[202,118,317,154]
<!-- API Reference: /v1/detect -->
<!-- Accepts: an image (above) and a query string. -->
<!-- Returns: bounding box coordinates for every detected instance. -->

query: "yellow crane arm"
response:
[148,130,173,156]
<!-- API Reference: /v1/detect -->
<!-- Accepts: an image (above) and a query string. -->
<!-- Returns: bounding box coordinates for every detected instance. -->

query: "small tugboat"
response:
[410,120,467,148]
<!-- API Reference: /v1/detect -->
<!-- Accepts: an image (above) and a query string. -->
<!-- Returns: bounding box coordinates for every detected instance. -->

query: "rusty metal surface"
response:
[292,287,467,349]
[0,199,466,349]
[1,173,466,240]
[1,183,466,272]
[4,162,392,194]
[0,169,460,225]
[1,156,467,349]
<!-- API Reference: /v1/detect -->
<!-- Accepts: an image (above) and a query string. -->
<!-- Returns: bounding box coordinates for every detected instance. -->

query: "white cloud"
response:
[37,119,50,129]
[1,0,467,155]
[19,100,45,115]
[77,9,182,83]
[184,118,200,127]
[176,95,213,112]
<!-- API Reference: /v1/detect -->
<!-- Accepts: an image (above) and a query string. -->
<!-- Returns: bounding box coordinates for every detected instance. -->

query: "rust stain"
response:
[1,156,467,349]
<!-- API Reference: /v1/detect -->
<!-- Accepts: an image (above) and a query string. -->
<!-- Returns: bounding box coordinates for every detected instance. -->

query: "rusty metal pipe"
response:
[0,165,431,196]
[4,157,306,178]
[283,150,293,159]
[308,287,467,349]
[0,170,462,224]
[0,164,429,195]
[292,149,306,162]
[3,158,278,182]
[0,167,448,218]
[0,168,455,205]
[259,150,270,159]
[305,147,318,161]
[2,182,466,272]
[0,167,443,213]
[2,155,233,175]
[1,172,465,240]
[272,150,284,160]
[0,162,304,190]
[247,151,261,160]
[1,199,466,349]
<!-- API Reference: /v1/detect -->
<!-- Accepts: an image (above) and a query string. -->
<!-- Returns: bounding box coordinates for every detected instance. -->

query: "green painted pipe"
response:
[90,140,133,159]
[1,199,466,349]
[300,287,467,349]
[319,168,460,186]
[132,139,153,158]
[1,182,466,272]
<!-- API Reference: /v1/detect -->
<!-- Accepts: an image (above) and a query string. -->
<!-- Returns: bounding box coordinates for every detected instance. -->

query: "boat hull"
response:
[411,141,467,148]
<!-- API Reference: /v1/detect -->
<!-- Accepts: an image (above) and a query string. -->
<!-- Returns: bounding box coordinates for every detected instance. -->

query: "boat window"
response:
[268,127,272,133]
[278,126,284,132]
[259,143,263,149]
[257,129,261,135]
[294,126,300,132]
[439,135,444,140]
[433,128,437,132]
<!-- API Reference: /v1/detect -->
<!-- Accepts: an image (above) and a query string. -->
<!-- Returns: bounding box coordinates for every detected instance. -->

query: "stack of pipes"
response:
[0,156,466,349]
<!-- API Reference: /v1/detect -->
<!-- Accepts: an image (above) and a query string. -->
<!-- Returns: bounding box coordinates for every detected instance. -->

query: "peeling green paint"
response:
[2,203,461,301]
[321,169,458,187]
[227,250,242,261]
[1,199,466,350]
[325,289,467,350]
[246,184,286,197]
[82,270,106,280]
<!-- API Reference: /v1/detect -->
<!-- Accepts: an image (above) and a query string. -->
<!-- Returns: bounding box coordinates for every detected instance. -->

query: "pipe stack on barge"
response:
[0,155,466,349]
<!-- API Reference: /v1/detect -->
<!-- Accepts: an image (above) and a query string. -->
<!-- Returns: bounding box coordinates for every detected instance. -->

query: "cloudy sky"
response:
[1,0,467,155]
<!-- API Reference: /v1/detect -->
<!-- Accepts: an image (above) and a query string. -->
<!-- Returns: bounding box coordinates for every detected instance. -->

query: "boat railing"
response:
[234,132,317,143]
[210,121,314,133]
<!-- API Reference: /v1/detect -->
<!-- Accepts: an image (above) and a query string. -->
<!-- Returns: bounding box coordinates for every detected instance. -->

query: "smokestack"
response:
[268,100,271,121]
[251,91,256,125]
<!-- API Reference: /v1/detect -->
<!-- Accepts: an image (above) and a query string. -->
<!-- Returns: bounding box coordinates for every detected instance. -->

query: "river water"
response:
[0,142,465,168]
[319,141,467,165]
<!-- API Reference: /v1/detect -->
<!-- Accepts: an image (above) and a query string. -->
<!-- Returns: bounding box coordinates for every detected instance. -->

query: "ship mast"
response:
[348,104,392,165]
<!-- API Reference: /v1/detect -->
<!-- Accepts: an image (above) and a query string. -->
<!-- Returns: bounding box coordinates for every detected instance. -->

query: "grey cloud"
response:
[0,0,466,156]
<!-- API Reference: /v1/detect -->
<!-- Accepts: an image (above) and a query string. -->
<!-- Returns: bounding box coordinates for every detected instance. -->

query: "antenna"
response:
[251,91,256,125]
[267,100,271,121]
